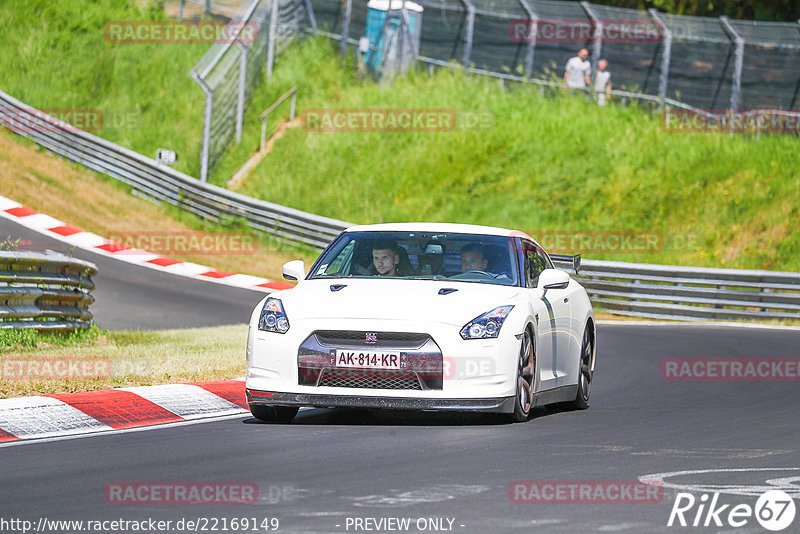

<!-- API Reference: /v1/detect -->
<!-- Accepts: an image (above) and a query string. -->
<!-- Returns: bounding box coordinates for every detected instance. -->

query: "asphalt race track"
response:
[2,219,800,532]
[0,218,262,330]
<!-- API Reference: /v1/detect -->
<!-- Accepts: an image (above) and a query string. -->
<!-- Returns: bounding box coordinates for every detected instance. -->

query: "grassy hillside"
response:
[0,0,207,177]
[1,0,798,272]
[215,38,800,271]
[0,128,318,279]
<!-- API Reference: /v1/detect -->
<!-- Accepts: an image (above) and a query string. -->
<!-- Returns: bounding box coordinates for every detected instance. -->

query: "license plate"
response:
[332,349,402,370]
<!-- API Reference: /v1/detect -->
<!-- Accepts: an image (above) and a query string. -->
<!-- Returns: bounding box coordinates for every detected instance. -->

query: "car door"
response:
[522,240,564,391]
[557,276,584,388]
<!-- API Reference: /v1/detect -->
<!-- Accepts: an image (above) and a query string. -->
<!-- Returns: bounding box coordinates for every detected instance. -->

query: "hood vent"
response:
[330,284,347,292]
[438,288,458,295]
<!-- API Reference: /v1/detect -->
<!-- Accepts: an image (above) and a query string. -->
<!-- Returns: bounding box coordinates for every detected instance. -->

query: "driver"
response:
[372,239,400,277]
[460,243,489,272]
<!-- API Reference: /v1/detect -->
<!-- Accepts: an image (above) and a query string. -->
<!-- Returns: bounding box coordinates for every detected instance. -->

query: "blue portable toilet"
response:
[364,0,423,75]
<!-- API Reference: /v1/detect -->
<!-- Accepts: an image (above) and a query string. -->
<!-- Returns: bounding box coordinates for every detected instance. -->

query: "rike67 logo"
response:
[668,490,796,531]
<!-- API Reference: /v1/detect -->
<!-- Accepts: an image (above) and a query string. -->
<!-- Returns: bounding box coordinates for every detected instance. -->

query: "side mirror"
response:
[282,260,306,282]
[539,268,570,290]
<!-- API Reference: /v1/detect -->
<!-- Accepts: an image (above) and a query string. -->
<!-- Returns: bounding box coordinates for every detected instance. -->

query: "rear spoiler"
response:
[549,254,581,275]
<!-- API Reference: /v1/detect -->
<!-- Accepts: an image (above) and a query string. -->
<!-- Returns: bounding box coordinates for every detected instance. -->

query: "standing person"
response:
[564,48,591,90]
[594,59,612,107]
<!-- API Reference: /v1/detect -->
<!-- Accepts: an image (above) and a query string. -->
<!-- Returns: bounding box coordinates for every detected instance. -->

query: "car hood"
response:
[279,278,521,326]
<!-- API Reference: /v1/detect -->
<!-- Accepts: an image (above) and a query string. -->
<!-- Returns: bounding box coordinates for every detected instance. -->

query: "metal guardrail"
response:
[0,251,97,330]
[576,259,800,321]
[0,90,350,250]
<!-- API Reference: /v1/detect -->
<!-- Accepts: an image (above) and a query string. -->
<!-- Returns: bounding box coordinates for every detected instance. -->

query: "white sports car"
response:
[245,223,595,423]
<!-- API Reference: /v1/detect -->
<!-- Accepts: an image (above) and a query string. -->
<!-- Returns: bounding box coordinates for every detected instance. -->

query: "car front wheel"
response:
[571,325,593,410]
[508,328,535,423]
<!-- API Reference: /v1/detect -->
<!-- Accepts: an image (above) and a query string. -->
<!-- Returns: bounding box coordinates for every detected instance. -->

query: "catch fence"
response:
[308,0,800,113]
[190,0,309,182]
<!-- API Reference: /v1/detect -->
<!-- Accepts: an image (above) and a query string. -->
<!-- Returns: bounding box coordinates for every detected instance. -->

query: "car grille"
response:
[317,368,423,390]
[298,330,443,390]
[313,330,430,349]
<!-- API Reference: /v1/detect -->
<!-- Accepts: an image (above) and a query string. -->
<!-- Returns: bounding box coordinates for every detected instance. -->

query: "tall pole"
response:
[460,0,475,68]
[518,0,537,80]
[341,0,352,57]
[720,16,744,112]
[581,2,602,76]
[649,9,672,108]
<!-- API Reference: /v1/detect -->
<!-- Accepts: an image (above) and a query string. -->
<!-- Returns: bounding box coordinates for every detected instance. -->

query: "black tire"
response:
[570,325,593,410]
[249,405,299,423]
[507,328,535,423]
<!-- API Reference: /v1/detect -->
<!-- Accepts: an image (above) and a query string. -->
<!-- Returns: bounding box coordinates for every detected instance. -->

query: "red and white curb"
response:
[0,380,249,444]
[0,195,294,293]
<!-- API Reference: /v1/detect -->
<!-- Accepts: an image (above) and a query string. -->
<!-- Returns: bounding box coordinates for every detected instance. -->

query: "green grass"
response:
[0,324,247,398]
[212,38,800,271]
[0,0,209,177]
[2,0,798,271]
[0,324,104,349]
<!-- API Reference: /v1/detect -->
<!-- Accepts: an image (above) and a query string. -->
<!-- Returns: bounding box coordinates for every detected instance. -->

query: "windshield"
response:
[308,231,520,286]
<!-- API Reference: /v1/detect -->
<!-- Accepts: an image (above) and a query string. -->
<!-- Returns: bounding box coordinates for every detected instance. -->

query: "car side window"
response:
[321,241,355,276]
[523,241,548,288]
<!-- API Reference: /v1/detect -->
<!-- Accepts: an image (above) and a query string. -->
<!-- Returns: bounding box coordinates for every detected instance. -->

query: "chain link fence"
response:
[189,0,308,183]
[306,0,800,113]
[186,0,798,183]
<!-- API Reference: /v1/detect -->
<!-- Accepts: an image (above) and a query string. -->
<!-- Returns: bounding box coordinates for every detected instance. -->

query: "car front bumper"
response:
[246,388,517,413]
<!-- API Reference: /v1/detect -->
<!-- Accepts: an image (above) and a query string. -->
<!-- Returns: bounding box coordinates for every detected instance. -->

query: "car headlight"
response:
[460,305,514,340]
[258,298,290,333]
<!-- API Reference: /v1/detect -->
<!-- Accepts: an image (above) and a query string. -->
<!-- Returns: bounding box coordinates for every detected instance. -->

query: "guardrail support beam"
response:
[649,9,672,107]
